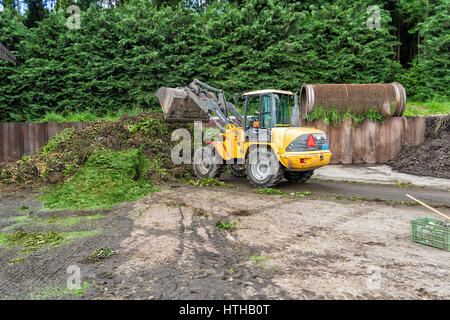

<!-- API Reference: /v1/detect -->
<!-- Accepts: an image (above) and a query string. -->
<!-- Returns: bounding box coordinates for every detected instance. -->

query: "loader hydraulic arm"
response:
[155,79,244,133]
[186,79,244,132]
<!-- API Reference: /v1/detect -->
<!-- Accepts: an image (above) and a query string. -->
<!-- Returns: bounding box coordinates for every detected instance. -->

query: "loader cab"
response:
[242,90,293,130]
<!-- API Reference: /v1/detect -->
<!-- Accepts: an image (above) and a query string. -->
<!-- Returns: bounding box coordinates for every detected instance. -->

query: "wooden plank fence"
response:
[0,122,91,167]
[299,116,425,164]
[0,117,426,167]
[0,42,16,63]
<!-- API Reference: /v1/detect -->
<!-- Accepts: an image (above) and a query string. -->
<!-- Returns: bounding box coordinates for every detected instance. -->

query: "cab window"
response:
[275,94,290,126]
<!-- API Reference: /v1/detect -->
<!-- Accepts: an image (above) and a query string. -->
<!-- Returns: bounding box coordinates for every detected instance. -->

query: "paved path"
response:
[220,165,450,207]
[314,164,450,190]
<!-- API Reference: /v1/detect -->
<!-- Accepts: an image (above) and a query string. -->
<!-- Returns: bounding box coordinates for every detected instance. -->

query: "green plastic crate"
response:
[411,217,450,251]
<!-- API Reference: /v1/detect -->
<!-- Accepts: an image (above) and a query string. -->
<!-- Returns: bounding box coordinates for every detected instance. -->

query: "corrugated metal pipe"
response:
[300,83,406,118]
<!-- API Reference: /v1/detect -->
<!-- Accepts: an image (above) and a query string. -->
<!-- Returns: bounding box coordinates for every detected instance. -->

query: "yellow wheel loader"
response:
[155,79,331,188]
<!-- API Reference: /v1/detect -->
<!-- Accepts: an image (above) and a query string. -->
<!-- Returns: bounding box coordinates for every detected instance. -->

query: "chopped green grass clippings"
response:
[30,281,92,299]
[9,257,25,264]
[284,191,312,199]
[0,233,9,244]
[0,230,98,255]
[0,111,193,187]
[71,282,92,296]
[249,256,270,270]
[9,215,30,223]
[3,231,64,253]
[249,255,269,264]
[216,220,237,231]
[184,177,236,188]
[253,188,285,195]
[83,247,115,263]
[39,149,158,210]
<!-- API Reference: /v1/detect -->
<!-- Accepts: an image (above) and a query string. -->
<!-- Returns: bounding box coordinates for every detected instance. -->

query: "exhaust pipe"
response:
[290,92,300,127]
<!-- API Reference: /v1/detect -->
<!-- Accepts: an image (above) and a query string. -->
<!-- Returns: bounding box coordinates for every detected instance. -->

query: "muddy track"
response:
[96,190,291,300]
[220,175,450,207]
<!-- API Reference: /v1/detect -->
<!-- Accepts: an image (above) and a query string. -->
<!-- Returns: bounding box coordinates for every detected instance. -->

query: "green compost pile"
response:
[0,111,194,188]
[39,149,159,210]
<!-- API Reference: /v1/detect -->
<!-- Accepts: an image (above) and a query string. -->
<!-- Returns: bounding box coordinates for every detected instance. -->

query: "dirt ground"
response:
[1,180,449,300]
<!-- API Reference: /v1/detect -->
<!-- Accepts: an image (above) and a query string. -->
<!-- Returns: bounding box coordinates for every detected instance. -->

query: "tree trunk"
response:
[418,34,420,56]
[16,0,21,16]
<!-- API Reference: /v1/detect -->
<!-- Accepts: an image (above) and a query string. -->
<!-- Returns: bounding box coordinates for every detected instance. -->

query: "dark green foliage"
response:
[23,0,49,28]
[398,61,428,99]
[0,0,447,122]
[416,0,449,99]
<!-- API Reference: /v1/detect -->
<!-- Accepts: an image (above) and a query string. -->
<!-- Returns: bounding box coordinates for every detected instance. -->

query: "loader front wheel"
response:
[284,170,314,183]
[246,147,284,188]
[228,163,246,177]
[193,145,224,179]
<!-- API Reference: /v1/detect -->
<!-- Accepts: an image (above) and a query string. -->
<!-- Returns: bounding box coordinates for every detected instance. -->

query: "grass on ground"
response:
[404,100,450,116]
[36,107,145,123]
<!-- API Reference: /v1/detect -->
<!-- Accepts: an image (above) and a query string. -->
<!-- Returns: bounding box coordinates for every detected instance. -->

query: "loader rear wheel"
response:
[228,163,246,177]
[284,170,314,183]
[193,145,224,179]
[246,147,284,188]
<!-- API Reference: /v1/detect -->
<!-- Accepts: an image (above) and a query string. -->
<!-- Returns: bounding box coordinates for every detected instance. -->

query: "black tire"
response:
[228,163,246,177]
[246,147,284,188]
[193,145,224,179]
[284,170,314,183]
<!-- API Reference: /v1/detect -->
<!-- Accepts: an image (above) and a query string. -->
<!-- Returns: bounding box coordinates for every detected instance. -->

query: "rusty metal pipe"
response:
[300,83,406,118]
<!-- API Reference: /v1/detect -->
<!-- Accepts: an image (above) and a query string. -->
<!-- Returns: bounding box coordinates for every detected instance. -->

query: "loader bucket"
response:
[155,87,210,122]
